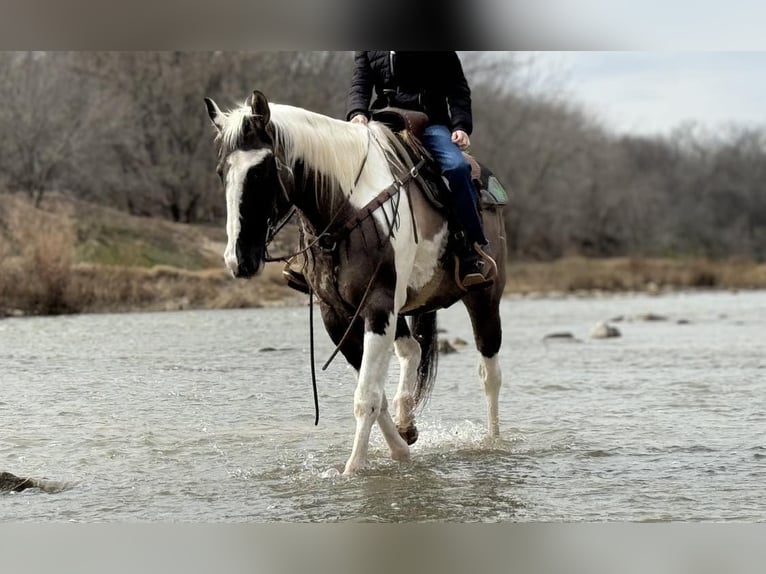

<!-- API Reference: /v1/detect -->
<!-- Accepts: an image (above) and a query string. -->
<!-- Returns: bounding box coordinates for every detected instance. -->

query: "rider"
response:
[346,51,493,289]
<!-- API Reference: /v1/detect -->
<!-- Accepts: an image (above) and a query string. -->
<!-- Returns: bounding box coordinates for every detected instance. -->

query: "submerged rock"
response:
[0,471,71,493]
[0,472,34,492]
[542,332,579,342]
[590,321,621,339]
[437,339,458,354]
[256,346,296,353]
[635,312,668,322]
[451,337,469,348]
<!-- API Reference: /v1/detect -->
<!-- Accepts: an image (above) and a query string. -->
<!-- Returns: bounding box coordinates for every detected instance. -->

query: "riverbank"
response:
[504,256,766,295]
[2,193,765,317]
[3,256,766,318]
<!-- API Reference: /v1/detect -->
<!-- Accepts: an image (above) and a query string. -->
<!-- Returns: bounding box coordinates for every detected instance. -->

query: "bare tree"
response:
[0,53,97,206]
[2,51,764,261]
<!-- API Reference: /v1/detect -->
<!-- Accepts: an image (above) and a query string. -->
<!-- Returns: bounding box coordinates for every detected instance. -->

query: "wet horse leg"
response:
[376,391,411,462]
[320,302,409,470]
[344,308,403,475]
[392,316,420,444]
[463,293,503,437]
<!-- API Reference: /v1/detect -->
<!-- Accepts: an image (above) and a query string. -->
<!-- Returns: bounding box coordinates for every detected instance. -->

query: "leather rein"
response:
[259,128,426,425]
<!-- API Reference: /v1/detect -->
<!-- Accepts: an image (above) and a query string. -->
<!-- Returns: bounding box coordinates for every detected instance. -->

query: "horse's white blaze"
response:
[222,148,272,274]
[479,354,502,436]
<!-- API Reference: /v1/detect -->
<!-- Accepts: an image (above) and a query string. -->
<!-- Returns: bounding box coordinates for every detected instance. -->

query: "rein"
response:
[263,130,372,264]
[260,129,425,425]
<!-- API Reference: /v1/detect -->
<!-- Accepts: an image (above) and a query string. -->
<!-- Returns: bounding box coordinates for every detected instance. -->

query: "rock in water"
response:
[0,471,72,493]
[543,332,577,341]
[636,312,668,322]
[0,471,34,492]
[590,321,621,339]
[437,339,457,354]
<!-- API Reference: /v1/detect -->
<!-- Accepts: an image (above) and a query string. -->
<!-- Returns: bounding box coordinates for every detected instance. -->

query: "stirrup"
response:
[282,264,311,294]
[474,242,498,280]
[453,243,497,292]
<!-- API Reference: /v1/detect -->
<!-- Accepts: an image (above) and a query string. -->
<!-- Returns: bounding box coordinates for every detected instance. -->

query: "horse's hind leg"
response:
[463,293,503,437]
[393,316,420,445]
[376,391,411,462]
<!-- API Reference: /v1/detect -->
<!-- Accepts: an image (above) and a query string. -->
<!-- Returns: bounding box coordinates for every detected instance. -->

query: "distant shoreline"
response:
[2,257,765,319]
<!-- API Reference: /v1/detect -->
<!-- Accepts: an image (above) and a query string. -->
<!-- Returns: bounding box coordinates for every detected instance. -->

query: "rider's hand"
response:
[350,114,369,125]
[452,130,470,150]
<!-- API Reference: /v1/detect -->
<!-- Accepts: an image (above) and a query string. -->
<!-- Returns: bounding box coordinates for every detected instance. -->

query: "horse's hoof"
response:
[398,425,419,445]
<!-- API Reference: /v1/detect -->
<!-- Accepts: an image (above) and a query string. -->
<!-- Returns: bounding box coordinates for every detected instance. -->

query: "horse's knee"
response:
[353,390,383,419]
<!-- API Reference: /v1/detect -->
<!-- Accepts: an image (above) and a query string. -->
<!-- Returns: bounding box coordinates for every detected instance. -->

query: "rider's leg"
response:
[420,124,492,288]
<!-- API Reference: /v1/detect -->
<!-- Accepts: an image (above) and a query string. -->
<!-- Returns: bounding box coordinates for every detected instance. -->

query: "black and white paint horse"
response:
[205,91,505,475]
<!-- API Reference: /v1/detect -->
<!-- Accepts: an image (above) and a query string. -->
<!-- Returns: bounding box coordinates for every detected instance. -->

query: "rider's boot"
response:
[453,233,496,291]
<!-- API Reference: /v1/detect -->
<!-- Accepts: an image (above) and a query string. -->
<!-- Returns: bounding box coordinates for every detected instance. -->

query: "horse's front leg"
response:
[344,309,406,475]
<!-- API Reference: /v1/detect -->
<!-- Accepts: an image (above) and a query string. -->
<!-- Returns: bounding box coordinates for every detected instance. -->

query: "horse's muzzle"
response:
[232,244,264,278]
[233,263,262,279]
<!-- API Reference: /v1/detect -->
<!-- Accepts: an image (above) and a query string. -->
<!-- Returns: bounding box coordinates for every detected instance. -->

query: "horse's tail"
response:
[411,311,438,409]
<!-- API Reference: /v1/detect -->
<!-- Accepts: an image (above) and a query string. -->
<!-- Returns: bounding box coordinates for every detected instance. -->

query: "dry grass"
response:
[0,199,77,314]
[65,262,301,314]
[3,194,766,317]
[505,256,766,295]
[0,195,301,316]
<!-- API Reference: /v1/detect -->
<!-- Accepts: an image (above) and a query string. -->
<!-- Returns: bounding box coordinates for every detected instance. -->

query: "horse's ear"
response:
[247,90,270,125]
[204,97,224,132]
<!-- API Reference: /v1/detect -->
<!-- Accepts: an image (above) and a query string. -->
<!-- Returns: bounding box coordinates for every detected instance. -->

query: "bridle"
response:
[262,129,373,264]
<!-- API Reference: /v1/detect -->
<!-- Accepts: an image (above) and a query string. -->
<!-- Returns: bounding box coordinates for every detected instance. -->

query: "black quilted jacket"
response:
[345,51,473,135]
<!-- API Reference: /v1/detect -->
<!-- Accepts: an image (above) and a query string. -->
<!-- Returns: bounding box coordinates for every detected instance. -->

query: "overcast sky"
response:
[530,52,766,136]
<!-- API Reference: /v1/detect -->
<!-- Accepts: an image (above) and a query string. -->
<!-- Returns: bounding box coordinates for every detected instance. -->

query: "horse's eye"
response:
[216,166,224,181]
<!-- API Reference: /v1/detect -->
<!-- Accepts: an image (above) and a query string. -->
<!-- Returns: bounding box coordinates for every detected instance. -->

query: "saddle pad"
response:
[480,175,509,207]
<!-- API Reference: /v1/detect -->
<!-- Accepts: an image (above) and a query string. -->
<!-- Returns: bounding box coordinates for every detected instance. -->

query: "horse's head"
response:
[205,90,289,278]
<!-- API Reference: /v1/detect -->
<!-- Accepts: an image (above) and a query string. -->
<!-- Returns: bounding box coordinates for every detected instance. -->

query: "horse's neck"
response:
[284,132,400,234]
[288,162,353,234]
[272,106,372,194]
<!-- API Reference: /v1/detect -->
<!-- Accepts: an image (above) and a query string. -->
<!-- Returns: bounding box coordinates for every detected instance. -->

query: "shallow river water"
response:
[1,290,764,522]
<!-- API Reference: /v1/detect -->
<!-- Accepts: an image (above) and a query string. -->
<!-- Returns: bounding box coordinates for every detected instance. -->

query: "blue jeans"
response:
[420,124,487,246]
